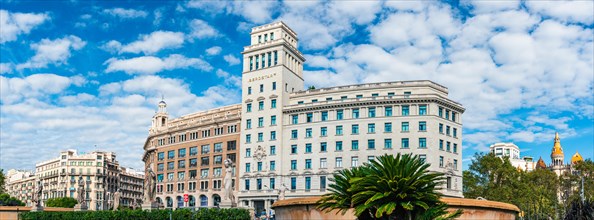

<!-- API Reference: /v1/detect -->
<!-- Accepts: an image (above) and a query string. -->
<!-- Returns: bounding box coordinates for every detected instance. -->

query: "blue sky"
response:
[1,1,593,171]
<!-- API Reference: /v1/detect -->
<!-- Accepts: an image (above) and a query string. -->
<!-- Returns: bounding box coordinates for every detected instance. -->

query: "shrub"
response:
[46,197,78,208]
[0,193,25,206]
[20,208,251,220]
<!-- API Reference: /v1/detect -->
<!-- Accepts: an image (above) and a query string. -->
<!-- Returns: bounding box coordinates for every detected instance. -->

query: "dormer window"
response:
[161,118,166,126]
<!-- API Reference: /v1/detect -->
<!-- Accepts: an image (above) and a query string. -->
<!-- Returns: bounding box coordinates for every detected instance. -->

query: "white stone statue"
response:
[223,158,235,203]
[144,165,156,203]
[278,184,288,200]
[33,179,43,207]
[106,191,112,210]
[112,189,121,210]
[77,176,86,205]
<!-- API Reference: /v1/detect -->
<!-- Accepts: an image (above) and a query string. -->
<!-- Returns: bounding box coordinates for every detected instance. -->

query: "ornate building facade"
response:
[535,132,584,175]
[489,143,536,171]
[142,21,465,215]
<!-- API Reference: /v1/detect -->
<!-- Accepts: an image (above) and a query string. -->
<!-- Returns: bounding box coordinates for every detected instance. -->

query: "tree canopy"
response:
[45,197,78,208]
[0,193,25,206]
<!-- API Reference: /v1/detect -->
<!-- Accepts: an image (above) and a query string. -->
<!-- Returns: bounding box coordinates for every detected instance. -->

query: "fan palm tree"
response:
[317,153,462,220]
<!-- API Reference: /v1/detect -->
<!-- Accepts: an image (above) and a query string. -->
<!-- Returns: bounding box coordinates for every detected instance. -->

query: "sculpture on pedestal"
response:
[31,179,43,211]
[112,189,121,210]
[74,175,88,211]
[223,158,235,204]
[278,184,288,200]
[144,165,156,203]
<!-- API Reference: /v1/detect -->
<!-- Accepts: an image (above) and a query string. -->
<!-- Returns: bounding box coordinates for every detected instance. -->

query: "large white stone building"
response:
[489,143,536,171]
[143,21,465,216]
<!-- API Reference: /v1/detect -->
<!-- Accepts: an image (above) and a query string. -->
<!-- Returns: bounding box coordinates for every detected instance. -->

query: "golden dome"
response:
[550,132,564,157]
[536,157,547,169]
[571,152,583,164]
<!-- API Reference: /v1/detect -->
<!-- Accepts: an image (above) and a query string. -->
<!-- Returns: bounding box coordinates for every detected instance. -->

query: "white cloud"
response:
[59,93,96,105]
[105,54,212,74]
[223,54,240,65]
[526,1,594,25]
[1,73,72,103]
[104,31,185,54]
[102,8,148,19]
[186,1,277,23]
[0,63,13,74]
[0,10,50,43]
[462,0,520,14]
[16,35,86,70]
[205,46,222,55]
[189,19,219,39]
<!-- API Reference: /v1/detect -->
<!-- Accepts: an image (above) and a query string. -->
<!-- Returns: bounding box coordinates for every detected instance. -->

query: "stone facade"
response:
[4,170,36,206]
[490,143,536,171]
[142,103,241,208]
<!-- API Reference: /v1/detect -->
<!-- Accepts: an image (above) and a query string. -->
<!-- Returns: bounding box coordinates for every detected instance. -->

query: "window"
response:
[267,52,272,67]
[291,160,297,170]
[419,138,427,148]
[158,163,164,171]
[321,111,328,121]
[306,113,313,123]
[321,127,327,136]
[291,130,298,139]
[368,123,375,133]
[214,143,222,152]
[326,97,333,101]
[291,115,298,124]
[178,160,186,169]
[336,141,343,151]
[385,122,392,132]
[454,144,458,153]
[201,169,209,177]
[454,159,458,170]
[247,103,252,112]
[368,107,376,117]
[447,142,451,152]
[270,161,276,171]
[249,57,253,71]
[245,163,251,172]
[453,128,457,137]
[290,177,296,190]
[271,115,277,125]
[352,124,359,134]
[258,132,263,142]
[388,92,395,97]
[318,159,327,169]
[190,147,197,156]
[270,131,276,140]
[336,125,343,135]
[158,152,165,161]
[356,94,363,99]
[385,106,393,116]
[312,99,318,103]
[352,109,360,118]
[271,99,277,108]
[439,123,444,133]
[321,142,327,152]
[201,157,209,166]
[189,158,197,168]
[336,110,344,120]
[305,177,311,191]
[257,117,264,127]
[419,121,427,131]
[401,138,409,148]
[336,157,343,167]
[305,159,312,169]
[257,162,263,171]
[402,105,409,116]
[304,128,312,138]
[419,155,426,163]
[439,140,444,150]
[291,145,297,154]
[245,180,250,190]
[246,134,251,143]
[248,87,252,95]
[246,119,252,129]
[384,139,392,149]
[439,107,443,117]
[452,112,457,122]
[341,96,348,100]
[270,146,276,155]
[401,122,409,132]
[404,91,411,98]
[351,140,359,150]
[168,150,175,159]
[305,143,312,153]
[260,84,264,93]
[270,178,275,189]
[419,105,427,115]
[446,126,451,136]
[246,148,251,157]
[368,139,375,149]
[446,110,450,120]
[272,82,276,90]
[351,157,359,167]
[439,156,444,167]
[274,51,278,65]
[371,93,379,97]
[258,101,264,110]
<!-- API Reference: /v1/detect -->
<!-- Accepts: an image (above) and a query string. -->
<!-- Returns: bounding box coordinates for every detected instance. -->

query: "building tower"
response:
[550,132,565,176]
[150,98,169,134]
[238,21,305,215]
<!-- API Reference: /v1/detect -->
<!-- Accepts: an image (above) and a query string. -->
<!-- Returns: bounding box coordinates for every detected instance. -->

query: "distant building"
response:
[5,150,144,210]
[544,132,584,176]
[4,169,36,206]
[489,143,536,171]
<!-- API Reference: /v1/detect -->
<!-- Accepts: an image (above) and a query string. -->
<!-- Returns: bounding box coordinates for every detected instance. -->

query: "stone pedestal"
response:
[142,202,159,211]
[219,200,233,208]
[30,206,44,212]
[73,203,88,211]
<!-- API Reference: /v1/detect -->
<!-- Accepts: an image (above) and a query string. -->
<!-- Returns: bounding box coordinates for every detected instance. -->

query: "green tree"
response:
[0,193,25,206]
[45,197,78,208]
[0,169,5,194]
[318,154,462,220]
[308,85,316,90]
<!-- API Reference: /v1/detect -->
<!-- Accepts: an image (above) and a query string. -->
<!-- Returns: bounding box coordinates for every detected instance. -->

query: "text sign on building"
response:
[184,194,188,202]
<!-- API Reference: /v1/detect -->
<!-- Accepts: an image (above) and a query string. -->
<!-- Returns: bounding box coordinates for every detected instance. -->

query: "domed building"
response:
[548,132,583,176]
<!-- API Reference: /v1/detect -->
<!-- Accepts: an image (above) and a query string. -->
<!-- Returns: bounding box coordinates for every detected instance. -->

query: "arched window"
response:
[199,195,208,207]
[189,195,195,207]
[176,196,183,208]
[212,194,221,207]
[166,197,173,208]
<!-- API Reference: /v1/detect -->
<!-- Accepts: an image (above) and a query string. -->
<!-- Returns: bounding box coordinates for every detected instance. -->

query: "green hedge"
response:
[20,208,250,220]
